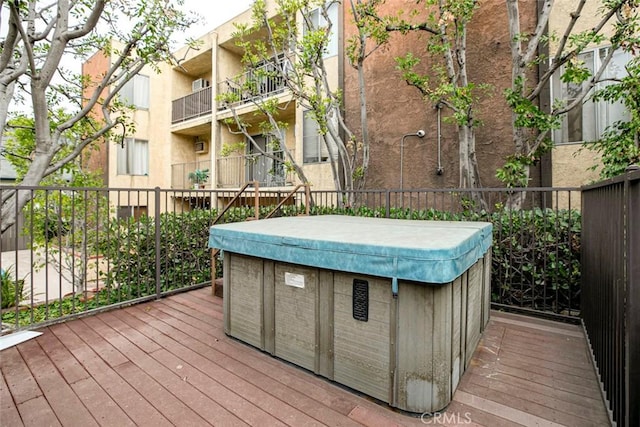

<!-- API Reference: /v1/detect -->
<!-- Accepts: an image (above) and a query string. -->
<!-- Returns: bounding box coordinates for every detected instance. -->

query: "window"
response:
[117,206,148,220]
[117,138,149,175]
[552,47,632,144]
[306,2,338,58]
[120,74,150,109]
[246,132,286,186]
[303,110,337,164]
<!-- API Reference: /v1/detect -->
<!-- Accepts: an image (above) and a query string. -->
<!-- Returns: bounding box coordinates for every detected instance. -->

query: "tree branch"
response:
[64,0,106,40]
[521,0,555,66]
[44,122,118,176]
[385,22,438,36]
[529,0,624,101]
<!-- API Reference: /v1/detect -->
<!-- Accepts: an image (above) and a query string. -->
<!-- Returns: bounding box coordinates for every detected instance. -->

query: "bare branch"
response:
[522,0,555,66]
[385,22,438,36]
[0,8,20,71]
[31,1,59,42]
[44,121,119,177]
[554,46,615,117]
[529,0,624,101]
[64,1,106,40]
[8,2,38,76]
[550,0,587,67]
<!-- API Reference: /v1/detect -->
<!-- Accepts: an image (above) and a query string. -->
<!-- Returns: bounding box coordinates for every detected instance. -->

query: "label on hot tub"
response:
[284,272,305,288]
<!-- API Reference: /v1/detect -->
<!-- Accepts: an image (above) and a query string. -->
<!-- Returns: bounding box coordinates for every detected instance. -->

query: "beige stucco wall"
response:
[552,143,601,188]
[551,143,601,209]
[548,0,620,190]
[108,59,174,192]
[549,1,618,52]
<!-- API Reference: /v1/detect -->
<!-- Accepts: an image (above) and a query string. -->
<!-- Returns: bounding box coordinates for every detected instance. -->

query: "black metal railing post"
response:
[582,168,640,427]
[385,190,391,219]
[155,187,162,298]
[626,168,639,426]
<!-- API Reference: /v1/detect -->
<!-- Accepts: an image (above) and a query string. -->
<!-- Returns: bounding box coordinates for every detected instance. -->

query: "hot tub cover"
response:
[209,215,492,286]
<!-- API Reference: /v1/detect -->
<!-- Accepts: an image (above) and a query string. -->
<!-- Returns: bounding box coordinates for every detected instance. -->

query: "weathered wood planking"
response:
[223,252,491,413]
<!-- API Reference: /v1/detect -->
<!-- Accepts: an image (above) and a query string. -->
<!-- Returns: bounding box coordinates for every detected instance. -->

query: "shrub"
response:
[1,267,26,309]
[101,208,218,297]
[3,203,579,329]
[489,208,581,313]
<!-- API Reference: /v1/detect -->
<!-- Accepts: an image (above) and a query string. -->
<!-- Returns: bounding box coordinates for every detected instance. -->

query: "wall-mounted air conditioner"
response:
[195,138,209,154]
[192,78,210,92]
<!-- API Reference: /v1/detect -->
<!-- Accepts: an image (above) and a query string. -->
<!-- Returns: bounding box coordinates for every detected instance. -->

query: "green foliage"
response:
[100,209,217,297]
[1,201,582,326]
[4,114,107,181]
[187,169,210,184]
[505,78,561,133]
[219,0,363,198]
[496,156,532,188]
[585,56,640,178]
[220,141,246,157]
[1,267,26,310]
[500,1,639,188]
[346,0,389,66]
[24,171,110,292]
[498,77,560,187]
[490,208,581,313]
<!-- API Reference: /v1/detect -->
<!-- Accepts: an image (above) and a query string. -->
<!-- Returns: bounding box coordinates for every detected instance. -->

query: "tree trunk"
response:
[458,124,487,209]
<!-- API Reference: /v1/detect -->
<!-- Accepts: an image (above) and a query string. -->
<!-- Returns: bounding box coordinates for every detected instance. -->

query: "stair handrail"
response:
[263,183,311,219]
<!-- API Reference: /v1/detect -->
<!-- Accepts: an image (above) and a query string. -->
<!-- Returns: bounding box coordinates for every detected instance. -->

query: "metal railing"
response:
[308,187,583,320]
[217,57,289,110]
[171,160,212,189]
[216,152,294,188]
[171,86,213,124]
[0,185,581,334]
[581,168,639,427]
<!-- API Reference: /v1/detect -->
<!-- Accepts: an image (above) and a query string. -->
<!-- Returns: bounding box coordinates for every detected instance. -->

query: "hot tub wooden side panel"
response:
[274,263,319,372]
[465,261,484,368]
[226,254,264,349]
[222,249,491,414]
[395,279,454,413]
[482,249,492,330]
[333,273,392,402]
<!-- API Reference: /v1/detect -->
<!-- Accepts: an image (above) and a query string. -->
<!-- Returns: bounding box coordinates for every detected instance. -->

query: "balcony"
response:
[217,57,289,111]
[171,86,212,124]
[216,151,294,188]
[171,160,212,189]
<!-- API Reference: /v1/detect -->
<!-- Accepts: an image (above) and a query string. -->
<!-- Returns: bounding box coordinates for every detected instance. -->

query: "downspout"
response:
[436,101,444,175]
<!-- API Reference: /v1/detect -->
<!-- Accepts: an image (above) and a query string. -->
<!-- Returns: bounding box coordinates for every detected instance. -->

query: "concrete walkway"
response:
[1,249,74,305]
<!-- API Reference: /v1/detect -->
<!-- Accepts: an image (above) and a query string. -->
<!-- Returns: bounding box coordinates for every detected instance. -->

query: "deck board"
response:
[1,287,609,426]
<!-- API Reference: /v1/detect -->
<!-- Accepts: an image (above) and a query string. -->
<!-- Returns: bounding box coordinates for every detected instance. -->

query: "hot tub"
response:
[209,215,492,413]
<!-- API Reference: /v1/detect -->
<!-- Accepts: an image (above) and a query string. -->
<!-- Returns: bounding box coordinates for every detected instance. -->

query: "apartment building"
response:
[81,1,342,216]
[548,0,635,188]
[83,0,633,210]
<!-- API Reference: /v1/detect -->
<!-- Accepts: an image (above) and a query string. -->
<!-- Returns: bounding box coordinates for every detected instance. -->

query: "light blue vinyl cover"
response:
[209,215,492,286]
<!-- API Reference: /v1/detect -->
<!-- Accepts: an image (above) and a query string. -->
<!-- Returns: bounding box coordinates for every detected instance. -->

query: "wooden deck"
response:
[1,287,609,426]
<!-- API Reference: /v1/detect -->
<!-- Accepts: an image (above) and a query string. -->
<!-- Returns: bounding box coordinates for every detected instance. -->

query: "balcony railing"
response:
[216,151,294,188]
[581,168,639,427]
[217,58,289,110]
[171,160,212,189]
[171,86,212,124]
